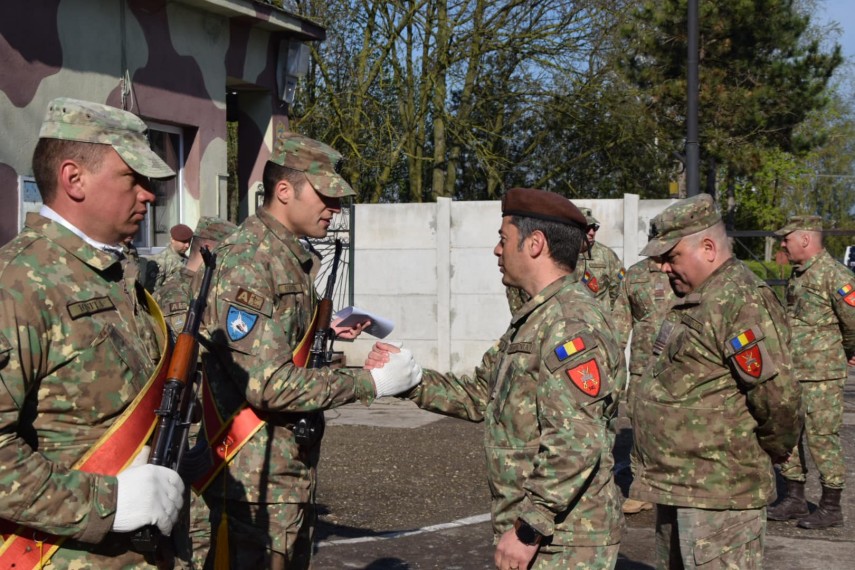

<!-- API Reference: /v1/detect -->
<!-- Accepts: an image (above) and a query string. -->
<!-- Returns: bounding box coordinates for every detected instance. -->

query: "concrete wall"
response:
[336,196,675,374]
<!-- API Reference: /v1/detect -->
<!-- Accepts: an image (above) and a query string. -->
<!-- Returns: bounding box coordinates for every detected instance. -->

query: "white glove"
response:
[112,463,185,536]
[371,347,423,397]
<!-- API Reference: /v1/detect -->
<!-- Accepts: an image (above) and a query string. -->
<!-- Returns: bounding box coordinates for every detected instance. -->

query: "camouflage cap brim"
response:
[640,235,681,257]
[304,171,356,198]
[115,144,175,180]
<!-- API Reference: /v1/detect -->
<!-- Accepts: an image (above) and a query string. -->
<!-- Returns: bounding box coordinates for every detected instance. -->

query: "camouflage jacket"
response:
[577,242,624,310]
[612,258,676,376]
[785,249,855,381]
[202,207,375,505]
[0,214,164,567]
[631,258,801,509]
[155,267,196,334]
[411,275,626,546]
[505,269,592,314]
[152,244,186,290]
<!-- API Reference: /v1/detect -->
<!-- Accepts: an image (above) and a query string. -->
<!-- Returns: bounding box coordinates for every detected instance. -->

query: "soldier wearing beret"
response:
[369,188,627,570]
[630,194,801,568]
[200,131,421,568]
[151,223,194,291]
[577,207,625,310]
[767,215,855,529]
[0,98,185,567]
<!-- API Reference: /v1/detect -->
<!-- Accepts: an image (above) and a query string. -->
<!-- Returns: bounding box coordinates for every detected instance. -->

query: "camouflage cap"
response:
[269,131,355,198]
[501,188,587,229]
[38,97,175,179]
[194,216,237,242]
[580,207,600,227]
[774,215,823,237]
[641,194,722,256]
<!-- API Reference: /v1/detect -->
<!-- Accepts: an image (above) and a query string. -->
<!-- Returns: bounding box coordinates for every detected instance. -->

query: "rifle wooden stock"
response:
[308,240,343,369]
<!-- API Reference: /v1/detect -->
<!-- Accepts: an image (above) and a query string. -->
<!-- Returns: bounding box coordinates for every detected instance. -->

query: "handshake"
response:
[365,341,423,397]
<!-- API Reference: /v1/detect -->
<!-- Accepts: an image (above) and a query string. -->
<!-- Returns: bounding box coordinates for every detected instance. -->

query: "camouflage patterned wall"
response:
[0,0,323,246]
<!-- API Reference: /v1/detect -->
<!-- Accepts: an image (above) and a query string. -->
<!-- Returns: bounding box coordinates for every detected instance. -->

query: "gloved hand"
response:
[112,462,185,536]
[370,346,423,397]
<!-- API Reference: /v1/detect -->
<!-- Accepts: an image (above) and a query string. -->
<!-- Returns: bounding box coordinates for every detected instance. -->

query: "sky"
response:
[822,0,855,61]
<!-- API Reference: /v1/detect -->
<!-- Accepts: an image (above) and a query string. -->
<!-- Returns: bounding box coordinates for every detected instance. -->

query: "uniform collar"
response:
[511,273,583,325]
[255,207,314,268]
[26,212,122,272]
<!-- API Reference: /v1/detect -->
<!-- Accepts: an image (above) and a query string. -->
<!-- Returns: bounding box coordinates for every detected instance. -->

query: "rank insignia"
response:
[729,329,756,351]
[227,305,258,342]
[582,271,599,293]
[838,284,855,307]
[554,337,586,361]
[567,359,601,397]
[734,345,763,378]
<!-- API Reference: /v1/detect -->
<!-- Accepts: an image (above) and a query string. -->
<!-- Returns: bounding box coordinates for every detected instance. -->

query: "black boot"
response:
[798,486,844,529]
[767,479,809,521]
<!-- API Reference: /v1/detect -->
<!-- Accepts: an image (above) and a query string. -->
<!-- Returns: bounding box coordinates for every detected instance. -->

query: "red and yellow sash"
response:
[0,292,172,569]
[191,307,319,494]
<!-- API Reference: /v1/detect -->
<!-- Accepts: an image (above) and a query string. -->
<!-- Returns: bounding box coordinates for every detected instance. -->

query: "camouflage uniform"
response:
[152,245,187,290]
[505,270,593,315]
[778,248,855,490]
[156,267,196,333]
[0,215,170,568]
[411,275,626,569]
[578,242,624,310]
[202,135,375,568]
[632,195,801,569]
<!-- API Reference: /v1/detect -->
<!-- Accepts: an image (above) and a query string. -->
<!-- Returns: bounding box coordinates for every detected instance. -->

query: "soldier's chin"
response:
[669,278,689,297]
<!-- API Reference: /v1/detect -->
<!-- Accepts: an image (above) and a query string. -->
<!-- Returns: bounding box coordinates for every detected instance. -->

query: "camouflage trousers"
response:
[655,505,765,570]
[203,500,314,570]
[780,378,846,489]
[530,543,620,569]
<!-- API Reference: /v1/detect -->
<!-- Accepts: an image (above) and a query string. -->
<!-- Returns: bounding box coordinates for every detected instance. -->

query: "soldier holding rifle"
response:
[200,132,421,569]
[0,98,185,568]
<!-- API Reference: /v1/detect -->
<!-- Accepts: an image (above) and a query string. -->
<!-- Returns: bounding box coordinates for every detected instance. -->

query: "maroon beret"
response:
[501,188,586,229]
[170,223,193,242]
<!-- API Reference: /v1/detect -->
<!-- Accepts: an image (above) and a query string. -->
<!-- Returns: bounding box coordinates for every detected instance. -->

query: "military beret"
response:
[501,188,587,229]
[580,207,600,227]
[38,97,174,180]
[269,131,355,198]
[641,194,722,256]
[170,224,194,242]
[194,216,237,242]
[774,215,823,236]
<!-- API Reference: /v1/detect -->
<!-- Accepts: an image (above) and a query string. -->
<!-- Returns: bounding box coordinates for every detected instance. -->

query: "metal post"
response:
[686,0,700,196]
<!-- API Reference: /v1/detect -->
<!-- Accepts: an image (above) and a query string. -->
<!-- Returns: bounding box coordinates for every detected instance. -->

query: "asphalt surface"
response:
[311,371,855,569]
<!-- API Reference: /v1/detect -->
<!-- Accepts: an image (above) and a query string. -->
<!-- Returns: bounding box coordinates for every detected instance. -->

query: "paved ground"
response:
[310,371,855,569]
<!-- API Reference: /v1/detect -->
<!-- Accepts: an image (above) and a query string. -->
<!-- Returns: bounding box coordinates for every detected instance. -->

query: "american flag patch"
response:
[555,337,586,360]
[729,329,756,351]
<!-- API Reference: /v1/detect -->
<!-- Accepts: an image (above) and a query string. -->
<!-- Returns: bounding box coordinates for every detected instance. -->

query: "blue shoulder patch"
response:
[227,305,258,342]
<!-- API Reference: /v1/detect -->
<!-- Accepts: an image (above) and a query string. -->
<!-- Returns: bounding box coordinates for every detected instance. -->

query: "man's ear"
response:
[58,159,85,201]
[528,229,547,258]
[274,179,293,204]
[702,235,718,262]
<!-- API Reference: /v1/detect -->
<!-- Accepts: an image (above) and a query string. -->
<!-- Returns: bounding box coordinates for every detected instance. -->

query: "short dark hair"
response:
[262,161,307,205]
[510,215,582,272]
[32,138,109,204]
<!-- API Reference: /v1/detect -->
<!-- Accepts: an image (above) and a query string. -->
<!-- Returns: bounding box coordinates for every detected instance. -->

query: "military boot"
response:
[798,486,844,529]
[767,480,809,521]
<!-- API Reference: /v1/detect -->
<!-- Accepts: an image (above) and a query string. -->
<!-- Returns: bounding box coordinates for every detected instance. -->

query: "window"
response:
[134,123,184,253]
[18,176,42,231]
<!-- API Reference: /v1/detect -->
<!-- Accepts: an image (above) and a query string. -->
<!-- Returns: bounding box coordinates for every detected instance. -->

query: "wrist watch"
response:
[514,518,543,546]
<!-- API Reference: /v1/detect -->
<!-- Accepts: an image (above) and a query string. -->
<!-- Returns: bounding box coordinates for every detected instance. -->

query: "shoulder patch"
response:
[554,337,587,361]
[567,358,601,397]
[545,332,598,373]
[227,305,258,342]
[726,325,776,385]
[618,268,626,281]
[234,287,265,311]
[168,301,189,315]
[837,284,855,307]
[67,297,115,319]
[582,271,599,293]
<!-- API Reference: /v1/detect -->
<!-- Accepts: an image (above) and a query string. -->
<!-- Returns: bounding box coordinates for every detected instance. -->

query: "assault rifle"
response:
[131,246,216,554]
[293,239,343,446]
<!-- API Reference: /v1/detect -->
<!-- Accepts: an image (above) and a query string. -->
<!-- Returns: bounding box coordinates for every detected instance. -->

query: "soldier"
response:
[200,132,421,569]
[0,98,185,567]
[612,253,677,516]
[151,223,193,290]
[578,207,624,310]
[767,215,855,529]
[630,194,801,568]
[370,188,626,570]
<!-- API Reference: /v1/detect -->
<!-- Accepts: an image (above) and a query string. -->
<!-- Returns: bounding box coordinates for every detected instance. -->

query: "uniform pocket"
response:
[692,514,763,566]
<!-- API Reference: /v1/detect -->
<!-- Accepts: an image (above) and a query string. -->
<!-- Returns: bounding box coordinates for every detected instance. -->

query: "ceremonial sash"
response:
[191,306,319,494]
[0,291,171,569]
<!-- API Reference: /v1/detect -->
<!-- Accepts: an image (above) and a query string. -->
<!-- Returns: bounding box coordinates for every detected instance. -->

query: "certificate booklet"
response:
[334,306,394,339]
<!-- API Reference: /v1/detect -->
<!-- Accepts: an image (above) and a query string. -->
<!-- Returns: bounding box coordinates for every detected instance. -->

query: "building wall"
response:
[335,196,675,374]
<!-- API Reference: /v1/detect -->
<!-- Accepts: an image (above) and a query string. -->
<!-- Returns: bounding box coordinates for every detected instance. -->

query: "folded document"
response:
[333,306,394,339]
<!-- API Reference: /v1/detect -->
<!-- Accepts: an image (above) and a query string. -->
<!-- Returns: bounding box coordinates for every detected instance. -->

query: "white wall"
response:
[335,195,674,374]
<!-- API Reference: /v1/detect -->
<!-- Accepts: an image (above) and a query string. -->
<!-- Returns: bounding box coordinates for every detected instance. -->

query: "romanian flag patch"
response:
[554,337,586,361]
[838,284,855,307]
[618,268,626,281]
[729,329,756,351]
[567,359,601,397]
[582,271,599,293]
